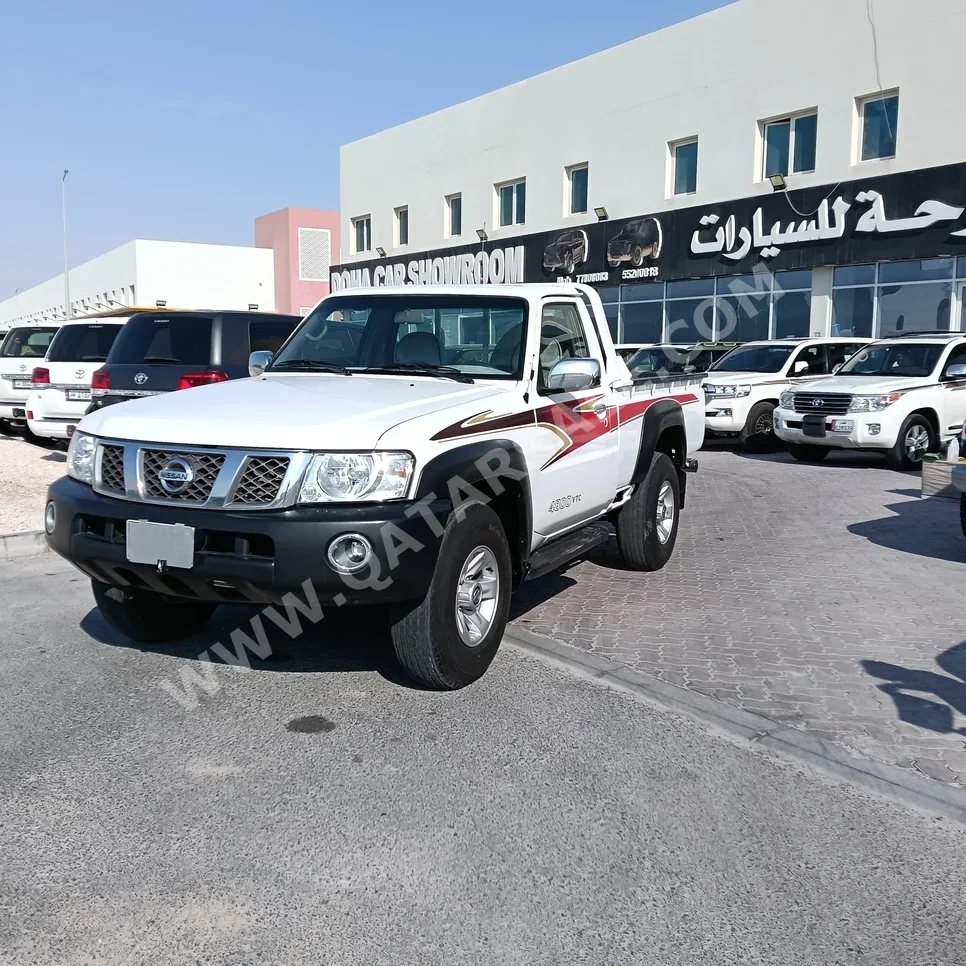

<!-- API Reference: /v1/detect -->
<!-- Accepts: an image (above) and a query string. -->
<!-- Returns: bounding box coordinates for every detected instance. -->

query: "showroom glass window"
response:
[568,164,588,215]
[763,112,817,179]
[672,139,698,195]
[832,259,960,339]
[860,93,899,161]
[499,180,526,227]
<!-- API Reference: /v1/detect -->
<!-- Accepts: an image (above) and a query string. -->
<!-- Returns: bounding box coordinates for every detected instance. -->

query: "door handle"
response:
[593,403,607,416]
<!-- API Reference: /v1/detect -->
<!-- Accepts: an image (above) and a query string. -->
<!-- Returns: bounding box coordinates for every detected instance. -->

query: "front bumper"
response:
[704,396,753,434]
[774,407,898,449]
[45,475,450,606]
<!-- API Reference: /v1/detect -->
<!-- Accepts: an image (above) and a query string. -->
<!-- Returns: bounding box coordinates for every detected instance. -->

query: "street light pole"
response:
[62,169,71,320]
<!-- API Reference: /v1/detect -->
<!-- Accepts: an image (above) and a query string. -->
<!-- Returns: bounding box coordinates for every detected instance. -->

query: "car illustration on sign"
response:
[606,218,663,268]
[542,229,588,276]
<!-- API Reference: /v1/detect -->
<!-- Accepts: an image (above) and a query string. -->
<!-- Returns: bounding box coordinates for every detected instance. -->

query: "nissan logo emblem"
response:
[812,398,825,408]
[158,457,194,494]
[134,372,149,386]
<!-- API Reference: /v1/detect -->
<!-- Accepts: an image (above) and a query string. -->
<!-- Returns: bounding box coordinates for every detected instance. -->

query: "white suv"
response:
[774,333,966,470]
[703,338,870,452]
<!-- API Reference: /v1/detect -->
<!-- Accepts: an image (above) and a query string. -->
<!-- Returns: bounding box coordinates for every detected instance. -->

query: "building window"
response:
[446,193,462,238]
[352,215,371,254]
[763,112,817,179]
[832,258,958,338]
[497,179,526,227]
[670,139,698,196]
[394,206,409,247]
[859,92,899,162]
[567,164,588,215]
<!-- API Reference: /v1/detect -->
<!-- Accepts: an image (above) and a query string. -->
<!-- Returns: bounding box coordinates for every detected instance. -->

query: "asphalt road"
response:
[2,553,965,965]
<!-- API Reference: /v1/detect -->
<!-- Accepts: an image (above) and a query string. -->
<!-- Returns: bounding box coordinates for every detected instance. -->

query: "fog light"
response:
[327,533,373,575]
[868,424,881,436]
[44,501,56,534]
[719,409,732,417]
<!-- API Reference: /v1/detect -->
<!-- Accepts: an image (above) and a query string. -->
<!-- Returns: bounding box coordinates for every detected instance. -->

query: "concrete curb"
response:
[504,624,966,826]
[0,530,49,560]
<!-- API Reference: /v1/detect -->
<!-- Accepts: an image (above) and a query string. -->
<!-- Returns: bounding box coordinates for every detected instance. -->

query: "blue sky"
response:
[1,0,732,295]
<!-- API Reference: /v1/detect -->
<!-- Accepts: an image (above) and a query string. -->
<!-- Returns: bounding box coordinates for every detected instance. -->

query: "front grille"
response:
[793,392,853,416]
[100,445,125,493]
[142,449,225,502]
[228,456,290,506]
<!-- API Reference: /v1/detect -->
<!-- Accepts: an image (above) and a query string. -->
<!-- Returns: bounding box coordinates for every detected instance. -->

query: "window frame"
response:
[445,193,462,238]
[669,138,698,197]
[496,178,527,228]
[536,300,594,396]
[566,163,589,216]
[855,90,900,164]
[394,206,409,248]
[351,214,372,255]
[760,110,818,181]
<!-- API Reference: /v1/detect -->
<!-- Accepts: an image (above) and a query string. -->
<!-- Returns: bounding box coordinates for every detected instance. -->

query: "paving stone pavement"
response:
[510,443,966,787]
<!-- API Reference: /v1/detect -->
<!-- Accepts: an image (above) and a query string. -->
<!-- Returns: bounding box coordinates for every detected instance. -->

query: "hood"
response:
[792,374,936,395]
[79,373,509,450]
[703,371,784,386]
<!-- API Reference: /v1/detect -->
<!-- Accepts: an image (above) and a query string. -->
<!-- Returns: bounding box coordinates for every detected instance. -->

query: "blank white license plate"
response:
[66,389,91,401]
[13,381,29,390]
[126,520,195,570]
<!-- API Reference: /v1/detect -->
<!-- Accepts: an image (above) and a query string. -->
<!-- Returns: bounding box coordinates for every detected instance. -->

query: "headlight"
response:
[298,452,414,504]
[848,393,901,413]
[67,432,97,484]
[779,390,796,409]
[707,384,751,398]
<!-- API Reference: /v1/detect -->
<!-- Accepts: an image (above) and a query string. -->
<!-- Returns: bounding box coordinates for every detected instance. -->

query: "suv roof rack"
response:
[879,330,963,340]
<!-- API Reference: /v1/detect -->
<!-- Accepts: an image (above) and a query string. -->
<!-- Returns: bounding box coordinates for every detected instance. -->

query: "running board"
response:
[525,523,610,582]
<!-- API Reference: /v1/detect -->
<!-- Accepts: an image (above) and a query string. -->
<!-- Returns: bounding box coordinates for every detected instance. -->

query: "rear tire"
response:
[885,415,933,471]
[787,442,830,463]
[615,453,680,572]
[390,502,512,690]
[740,401,779,453]
[92,580,216,643]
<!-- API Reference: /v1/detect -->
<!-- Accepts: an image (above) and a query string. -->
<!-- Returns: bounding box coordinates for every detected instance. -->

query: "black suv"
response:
[542,229,588,275]
[627,342,740,375]
[606,218,662,268]
[88,309,301,411]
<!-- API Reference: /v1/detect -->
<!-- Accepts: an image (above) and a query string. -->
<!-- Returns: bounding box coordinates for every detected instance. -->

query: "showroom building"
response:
[332,0,966,346]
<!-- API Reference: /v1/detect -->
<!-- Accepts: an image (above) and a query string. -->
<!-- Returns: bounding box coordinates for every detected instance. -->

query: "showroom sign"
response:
[330,160,966,289]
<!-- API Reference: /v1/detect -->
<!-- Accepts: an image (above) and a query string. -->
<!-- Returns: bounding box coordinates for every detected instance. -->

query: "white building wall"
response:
[0,240,276,326]
[339,0,966,260]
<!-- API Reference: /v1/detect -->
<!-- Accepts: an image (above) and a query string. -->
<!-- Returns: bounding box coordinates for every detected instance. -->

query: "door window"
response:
[789,344,828,377]
[942,345,966,378]
[827,342,865,371]
[538,303,590,393]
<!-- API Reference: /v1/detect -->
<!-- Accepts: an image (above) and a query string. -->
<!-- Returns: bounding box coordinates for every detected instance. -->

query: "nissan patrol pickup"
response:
[774,333,966,470]
[703,337,870,451]
[45,284,704,690]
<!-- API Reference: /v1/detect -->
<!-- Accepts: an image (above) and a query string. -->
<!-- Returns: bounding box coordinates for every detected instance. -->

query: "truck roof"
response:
[327,283,596,299]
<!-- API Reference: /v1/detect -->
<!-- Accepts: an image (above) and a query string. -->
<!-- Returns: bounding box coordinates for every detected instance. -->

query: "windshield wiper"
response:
[270,360,352,376]
[362,364,474,384]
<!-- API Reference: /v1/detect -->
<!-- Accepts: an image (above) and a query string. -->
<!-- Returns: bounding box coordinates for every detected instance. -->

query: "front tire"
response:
[886,415,933,471]
[92,580,216,643]
[740,401,779,453]
[615,453,680,572]
[787,442,830,463]
[390,502,512,690]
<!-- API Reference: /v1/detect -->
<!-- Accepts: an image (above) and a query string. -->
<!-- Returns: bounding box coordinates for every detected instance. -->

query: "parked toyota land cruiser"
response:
[703,338,870,451]
[0,324,61,432]
[774,333,966,469]
[46,284,704,690]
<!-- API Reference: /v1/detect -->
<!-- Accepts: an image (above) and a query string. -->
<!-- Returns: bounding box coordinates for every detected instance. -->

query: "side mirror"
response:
[546,358,601,392]
[249,350,273,377]
[793,361,809,375]
[945,363,966,380]
[832,363,843,374]
[683,364,697,374]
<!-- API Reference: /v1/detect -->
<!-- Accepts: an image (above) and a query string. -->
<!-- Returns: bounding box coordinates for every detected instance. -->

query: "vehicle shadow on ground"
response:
[509,571,579,622]
[863,642,966,736]
[79,604,420,688]
[846,493,966,564]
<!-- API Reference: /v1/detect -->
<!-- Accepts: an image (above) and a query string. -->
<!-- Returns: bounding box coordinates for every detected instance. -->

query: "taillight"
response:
[26,410,34,420]
[91,369,110,392]
[31,367,50,386]
[176,371,229,391]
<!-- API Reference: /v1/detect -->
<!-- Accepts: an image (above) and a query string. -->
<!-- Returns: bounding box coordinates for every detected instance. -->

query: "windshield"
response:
[710,344,794,373]
[1,326,59,358]
[109,315,213,365]
[46,323,123,363]
[272,295,528,379]
[628,346,708,374]
[838,342,944,377]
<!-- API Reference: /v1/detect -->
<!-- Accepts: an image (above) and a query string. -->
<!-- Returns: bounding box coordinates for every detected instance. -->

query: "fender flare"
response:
[630,398,687,487]
[414,439,533,582]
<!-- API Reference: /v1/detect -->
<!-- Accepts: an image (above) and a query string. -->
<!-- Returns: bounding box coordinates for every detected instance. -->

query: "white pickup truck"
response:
[46,284,704,689]
[774,333,966,469]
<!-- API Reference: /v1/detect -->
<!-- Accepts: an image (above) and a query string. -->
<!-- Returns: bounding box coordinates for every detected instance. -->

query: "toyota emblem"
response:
[134,372,149,386]
[74,369,85,379]
[18,364,26,372]
[812,398,825,408]
[158,457,194,495]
